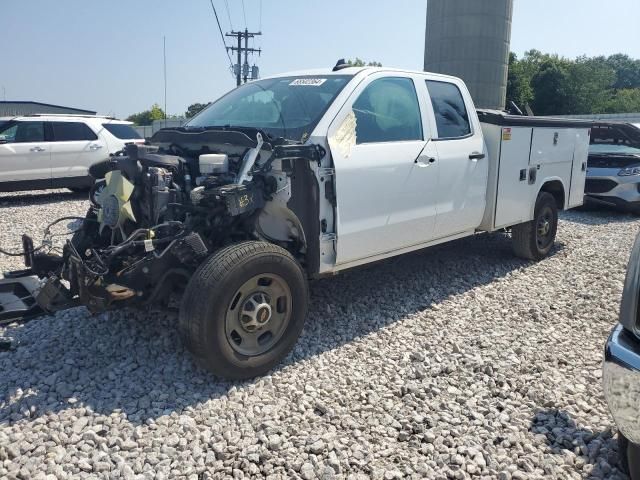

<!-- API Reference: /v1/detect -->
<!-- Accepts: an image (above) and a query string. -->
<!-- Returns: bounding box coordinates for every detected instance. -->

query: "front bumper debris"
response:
[0,276,45,325]
[0,273,77,326]
[603,324,640,444]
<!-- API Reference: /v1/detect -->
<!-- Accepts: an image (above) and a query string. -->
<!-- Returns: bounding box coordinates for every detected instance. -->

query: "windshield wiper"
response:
[207,125,282,140]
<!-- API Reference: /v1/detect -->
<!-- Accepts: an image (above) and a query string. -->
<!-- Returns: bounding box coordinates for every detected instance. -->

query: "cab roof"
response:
[264,66,464,83]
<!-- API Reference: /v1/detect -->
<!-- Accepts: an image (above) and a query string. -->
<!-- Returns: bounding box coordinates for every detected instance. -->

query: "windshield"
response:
[589,144,640,155]
[186,75,352,141]
[590,124,640,155]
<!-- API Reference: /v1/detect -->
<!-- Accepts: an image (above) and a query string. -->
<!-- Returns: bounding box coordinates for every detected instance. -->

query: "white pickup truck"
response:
[0,66,591,379]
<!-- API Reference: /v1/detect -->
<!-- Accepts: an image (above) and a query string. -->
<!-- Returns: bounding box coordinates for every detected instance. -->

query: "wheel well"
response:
[540,181,565,210]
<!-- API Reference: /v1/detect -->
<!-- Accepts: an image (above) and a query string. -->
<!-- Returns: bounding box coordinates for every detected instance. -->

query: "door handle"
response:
[469,152,486,161]
[29,146,45,152]
[89,144,103,151]
[415,157,436,167]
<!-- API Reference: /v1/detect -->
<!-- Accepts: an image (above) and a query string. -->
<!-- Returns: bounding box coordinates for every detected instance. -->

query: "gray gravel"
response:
[0,190,636,479]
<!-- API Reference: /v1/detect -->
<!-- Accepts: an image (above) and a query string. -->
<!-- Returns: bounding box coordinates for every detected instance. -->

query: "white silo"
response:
[424,0,514,110]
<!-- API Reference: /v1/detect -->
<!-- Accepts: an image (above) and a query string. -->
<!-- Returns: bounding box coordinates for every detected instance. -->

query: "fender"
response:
[531,176,567,219]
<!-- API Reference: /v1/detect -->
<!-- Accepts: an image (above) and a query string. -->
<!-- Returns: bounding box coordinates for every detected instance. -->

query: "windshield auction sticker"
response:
[289,78,327,86]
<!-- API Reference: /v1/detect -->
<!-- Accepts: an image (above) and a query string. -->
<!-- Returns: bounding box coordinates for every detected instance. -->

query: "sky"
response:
[1,0,639,119]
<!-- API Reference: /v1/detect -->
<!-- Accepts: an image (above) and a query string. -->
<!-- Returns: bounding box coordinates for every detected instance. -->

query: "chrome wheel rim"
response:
[225,273,292,356]
[536,206,554,249]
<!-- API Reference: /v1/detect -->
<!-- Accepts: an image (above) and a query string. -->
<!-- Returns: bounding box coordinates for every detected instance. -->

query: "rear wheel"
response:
[512,191,558,260]
[179,241,308,379]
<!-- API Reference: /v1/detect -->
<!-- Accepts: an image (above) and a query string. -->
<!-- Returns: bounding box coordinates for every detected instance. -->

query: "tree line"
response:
[507,50,640,116]
[125,102,212,125]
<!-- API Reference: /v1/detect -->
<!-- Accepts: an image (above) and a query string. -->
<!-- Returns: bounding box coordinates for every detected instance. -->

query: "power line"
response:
[208,0,235,78]
[241,0,248,29]
[223,0,233,30]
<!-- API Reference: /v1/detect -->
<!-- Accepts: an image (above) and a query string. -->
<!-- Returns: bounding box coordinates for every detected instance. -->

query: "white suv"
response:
[0,115,144,192]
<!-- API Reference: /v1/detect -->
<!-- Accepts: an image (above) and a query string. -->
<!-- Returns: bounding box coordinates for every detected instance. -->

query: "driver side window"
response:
[353,77,423,144]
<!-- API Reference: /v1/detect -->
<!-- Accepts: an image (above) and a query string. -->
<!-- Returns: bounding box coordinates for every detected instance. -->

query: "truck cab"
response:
[317,68,488,267]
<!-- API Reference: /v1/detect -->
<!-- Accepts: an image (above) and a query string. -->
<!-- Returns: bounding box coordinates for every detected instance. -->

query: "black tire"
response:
[619,434,640,479]
[512,191,558,261]
[179,241,308,379]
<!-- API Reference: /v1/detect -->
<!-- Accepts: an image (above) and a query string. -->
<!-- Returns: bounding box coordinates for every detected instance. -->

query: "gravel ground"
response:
[0,189,637,479]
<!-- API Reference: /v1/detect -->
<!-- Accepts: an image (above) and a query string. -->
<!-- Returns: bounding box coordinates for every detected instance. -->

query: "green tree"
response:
[347,58,382,67]
[126,111,152,126]
[530,59,572,115]
[126,103,166,126]
[605,54,640,90]
[149,104,165,121]
[185,102,211,119]
[507,50,639,116]
[602,89,640,113]
[506,53,533,110]
[520,50,554,78]
[507,50,562,113]
[564,56,615,114]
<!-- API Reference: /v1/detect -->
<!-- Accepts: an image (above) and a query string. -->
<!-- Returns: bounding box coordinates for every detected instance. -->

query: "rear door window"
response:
[102,123,142,140]
[51,122,98,141]
[0,121,45,143]
[426,80,472,139]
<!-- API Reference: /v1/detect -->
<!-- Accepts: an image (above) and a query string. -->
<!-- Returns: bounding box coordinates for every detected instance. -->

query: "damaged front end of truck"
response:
[1,72,351,378]
[0,126,325,325]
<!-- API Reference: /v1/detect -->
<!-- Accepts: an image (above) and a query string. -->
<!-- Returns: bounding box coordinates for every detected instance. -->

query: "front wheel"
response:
[512,191,558,261]
[179,241,308,379]
[619,434,640,479]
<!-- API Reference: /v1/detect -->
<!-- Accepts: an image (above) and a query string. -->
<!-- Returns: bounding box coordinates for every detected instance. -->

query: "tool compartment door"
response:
[530,129,577,166]
[494,126,535,229]
[568,128,590,208]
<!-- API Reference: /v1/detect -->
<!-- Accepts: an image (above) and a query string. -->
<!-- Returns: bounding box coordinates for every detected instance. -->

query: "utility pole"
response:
[226,29,262,87]
[234,32,242,87]
[163,36,167,127]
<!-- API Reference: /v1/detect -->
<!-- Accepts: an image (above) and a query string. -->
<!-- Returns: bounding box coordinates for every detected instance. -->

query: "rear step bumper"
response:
[0,275,45,325]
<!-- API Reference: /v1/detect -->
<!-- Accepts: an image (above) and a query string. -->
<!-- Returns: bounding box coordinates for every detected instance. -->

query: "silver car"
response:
[586,122,640,213]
